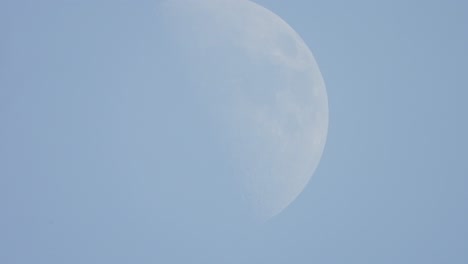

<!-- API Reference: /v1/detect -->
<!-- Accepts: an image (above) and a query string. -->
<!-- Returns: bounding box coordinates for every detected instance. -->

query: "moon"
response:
[159,0,329,221]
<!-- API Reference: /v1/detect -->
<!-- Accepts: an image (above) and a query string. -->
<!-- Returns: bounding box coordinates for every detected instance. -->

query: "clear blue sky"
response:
[1,0,467,263]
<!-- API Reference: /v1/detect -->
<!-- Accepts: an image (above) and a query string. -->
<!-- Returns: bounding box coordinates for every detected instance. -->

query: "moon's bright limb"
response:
[160,0,328,221]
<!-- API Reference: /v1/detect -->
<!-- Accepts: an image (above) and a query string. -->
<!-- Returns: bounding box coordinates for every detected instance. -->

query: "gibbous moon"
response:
[159,0,329,221]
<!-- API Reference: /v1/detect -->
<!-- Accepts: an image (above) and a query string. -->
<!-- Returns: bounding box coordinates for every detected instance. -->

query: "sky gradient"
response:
[1,0,467,263]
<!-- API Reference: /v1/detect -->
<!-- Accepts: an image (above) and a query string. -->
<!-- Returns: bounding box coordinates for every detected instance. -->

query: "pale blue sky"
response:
[1,0,467,263]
